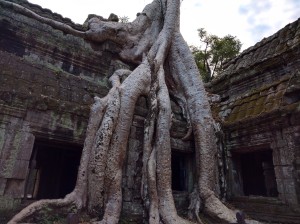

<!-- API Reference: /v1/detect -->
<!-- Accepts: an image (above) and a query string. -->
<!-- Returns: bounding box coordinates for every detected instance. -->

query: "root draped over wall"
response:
[2,0,262,223]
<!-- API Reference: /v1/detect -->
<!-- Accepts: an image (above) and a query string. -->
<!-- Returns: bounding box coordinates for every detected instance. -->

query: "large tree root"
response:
[168,31,237,223]
[6,0,262,223]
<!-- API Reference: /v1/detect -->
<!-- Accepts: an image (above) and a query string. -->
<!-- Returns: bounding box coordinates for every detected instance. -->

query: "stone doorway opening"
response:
[171,151,194,192]
[24,140,82,200]
[236,150,278,197]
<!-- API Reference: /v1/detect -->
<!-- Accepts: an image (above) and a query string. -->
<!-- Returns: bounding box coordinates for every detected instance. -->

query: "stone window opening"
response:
[171,151,194,192]
[234,150,278,197]
[24,140,82,200]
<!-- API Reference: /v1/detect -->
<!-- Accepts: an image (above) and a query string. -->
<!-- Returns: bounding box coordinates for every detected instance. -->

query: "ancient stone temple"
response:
[0,0,299,223]
[206,18,300,223]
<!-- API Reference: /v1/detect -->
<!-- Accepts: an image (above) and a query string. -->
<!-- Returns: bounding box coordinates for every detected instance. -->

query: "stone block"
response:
[276,178,297,203]
[280,148,295,165]
[71,88,83,103]
[0,178,7,196]
[127,175,134,189]
[272,149,281,166]
[43,85,58,98]
[17,132,35,160]
[274,166,284,180]
[126,138,141,188]
[272,139,295,166]
[136,96,147,108]
[0,159,9,178]
[170,121,188,138]
[134,106,148,117]
[284,193,298,205]
[0,130,30,179]
[0,196,21,210]
[59,87,71,101]
[129,126,136,139]
[274,166,294,180]
[134,127,144,140]
[0,104,26,118]
[11,160,29,179]
[132,115,145,128]
[282,166,294,179]
[130,125,144,142]
[25,110,52,128]
[3,179,25,198]
[123,187,132,202]
[127,139,141,161]
[283,180,297,195]
[0,123,22,160]
[122,201,144,216]
[276,179,284,195]
[170,138,194,152]
[0,126,5,157]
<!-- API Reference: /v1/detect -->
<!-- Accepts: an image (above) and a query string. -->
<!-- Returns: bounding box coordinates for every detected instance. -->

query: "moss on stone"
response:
[222,76,292,125]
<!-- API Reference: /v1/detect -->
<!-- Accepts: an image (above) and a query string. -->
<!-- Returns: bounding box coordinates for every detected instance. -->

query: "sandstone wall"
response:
[0,0,125,211]
[0,1,193,221]
[208,18,300,223]
[1,0,299,223]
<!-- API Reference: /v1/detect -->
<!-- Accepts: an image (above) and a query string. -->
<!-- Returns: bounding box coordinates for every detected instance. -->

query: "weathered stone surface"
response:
[208,17,300,223]
[17,132,35,161]
[3,179,25,198]
[230,197,300,224]
[0,1,130,212]
[0,1,299,223]
[0,178,7,196]
[170,138,194,152]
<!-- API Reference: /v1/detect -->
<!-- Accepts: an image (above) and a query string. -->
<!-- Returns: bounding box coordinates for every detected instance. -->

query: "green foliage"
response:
[191,28,242,82]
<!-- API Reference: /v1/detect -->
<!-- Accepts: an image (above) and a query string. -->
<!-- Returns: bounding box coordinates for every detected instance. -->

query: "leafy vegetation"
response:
[191,28,242,82]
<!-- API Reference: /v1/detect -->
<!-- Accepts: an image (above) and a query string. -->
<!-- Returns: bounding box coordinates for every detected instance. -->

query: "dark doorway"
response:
[172,152,186,191]
[171,151,194,191]
[25,140,82,199]
[239,150,278,197]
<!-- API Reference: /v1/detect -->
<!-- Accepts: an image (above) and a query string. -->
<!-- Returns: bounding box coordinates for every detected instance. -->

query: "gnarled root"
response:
[154,67,194,224]
[6,0,262,223]
[0,0,86,37]
[8,193,77,224]
[95,60,152,224]
[168,31,237,223]
[141,66,196,224]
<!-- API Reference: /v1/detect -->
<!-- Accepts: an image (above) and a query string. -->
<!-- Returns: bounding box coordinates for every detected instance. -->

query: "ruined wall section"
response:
[0,2,193,218]
[209,18,300,223]
[0,1,129,210]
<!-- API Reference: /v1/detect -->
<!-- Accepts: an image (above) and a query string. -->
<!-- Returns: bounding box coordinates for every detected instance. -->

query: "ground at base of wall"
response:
[0,202,228,224]
[2,200,297,224]
[229,196,300,224]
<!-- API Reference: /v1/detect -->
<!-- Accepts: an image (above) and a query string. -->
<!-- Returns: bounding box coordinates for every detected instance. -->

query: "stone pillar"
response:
[0,116,35,202]
[122,111,145,217]
[228,151,244,197]
[291,124,300,205]
[271,129,298,205]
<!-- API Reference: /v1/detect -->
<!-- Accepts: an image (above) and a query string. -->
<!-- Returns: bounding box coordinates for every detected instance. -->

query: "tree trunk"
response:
[5,0,261,223]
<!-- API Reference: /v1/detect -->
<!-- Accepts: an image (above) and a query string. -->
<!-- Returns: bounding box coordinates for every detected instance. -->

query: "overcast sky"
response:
[28,0,299,50]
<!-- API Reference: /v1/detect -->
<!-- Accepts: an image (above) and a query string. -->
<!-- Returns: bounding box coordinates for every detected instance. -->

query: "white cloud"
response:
[239,0,300,45]
[28,0,299,51]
